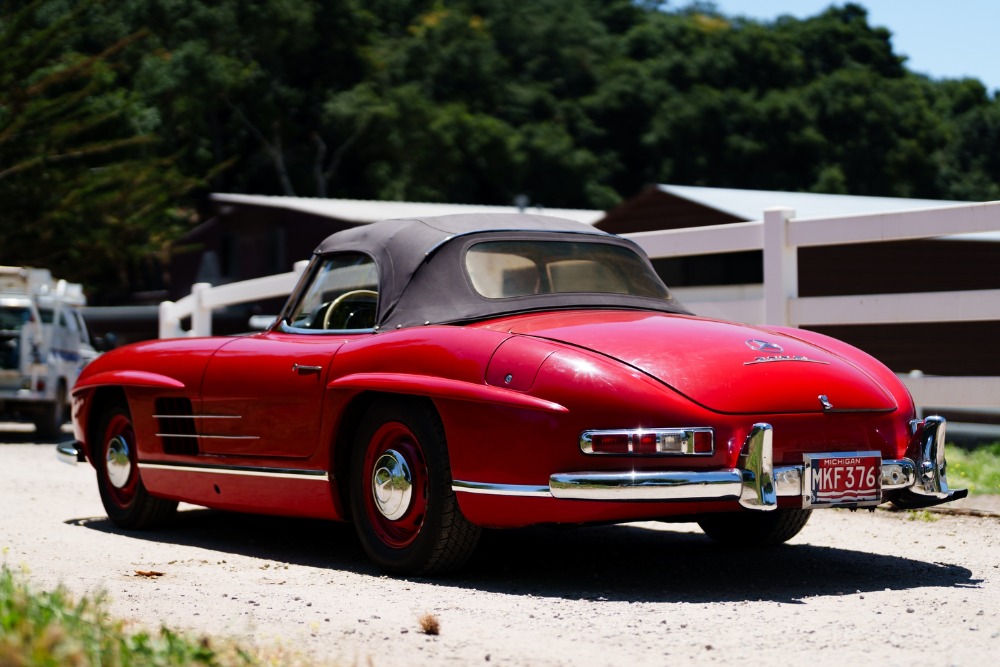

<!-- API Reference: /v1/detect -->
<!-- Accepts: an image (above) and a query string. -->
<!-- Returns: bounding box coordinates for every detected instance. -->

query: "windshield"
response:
[0,306,31,333]
[285,253,379,331]
[465,240,671,300]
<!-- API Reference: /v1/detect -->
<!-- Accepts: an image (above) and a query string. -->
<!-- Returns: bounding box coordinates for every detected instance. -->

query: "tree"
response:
[0,0,200,300]
[4,0,1000,306]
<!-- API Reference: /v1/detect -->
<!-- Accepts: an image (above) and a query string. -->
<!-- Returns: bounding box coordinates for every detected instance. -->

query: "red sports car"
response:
[59,213,966,575]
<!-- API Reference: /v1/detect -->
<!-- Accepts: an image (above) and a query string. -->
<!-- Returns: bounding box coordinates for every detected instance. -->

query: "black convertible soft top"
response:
[302,213,689,330]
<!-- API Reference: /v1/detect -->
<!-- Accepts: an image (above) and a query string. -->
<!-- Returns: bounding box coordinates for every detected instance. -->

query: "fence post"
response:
[763,207,797,327]
[158,301,177,339]
[190,282,212,337]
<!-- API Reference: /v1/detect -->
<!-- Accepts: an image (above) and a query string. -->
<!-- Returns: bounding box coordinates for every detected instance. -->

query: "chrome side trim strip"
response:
[152,414,242,419]
[154,433,261,440]
[139,461,330,481]
[451,480,551,497]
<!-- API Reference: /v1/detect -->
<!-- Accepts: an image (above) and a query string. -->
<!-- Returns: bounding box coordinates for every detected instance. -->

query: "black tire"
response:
[349,397,480,575]
[697,508,812,546]
[32,383,66,439]
[95,401,177,529]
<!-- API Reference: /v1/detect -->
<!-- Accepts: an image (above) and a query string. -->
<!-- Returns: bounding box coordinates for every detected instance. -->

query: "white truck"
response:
[0,266,97,437]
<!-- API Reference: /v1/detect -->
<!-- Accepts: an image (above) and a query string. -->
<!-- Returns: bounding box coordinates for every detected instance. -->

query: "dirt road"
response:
[2,432,998,666]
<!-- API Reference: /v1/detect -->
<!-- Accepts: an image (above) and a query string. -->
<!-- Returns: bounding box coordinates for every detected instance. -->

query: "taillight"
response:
[589,433,630,453]
[581,428,714,456]
[693,430,713,454]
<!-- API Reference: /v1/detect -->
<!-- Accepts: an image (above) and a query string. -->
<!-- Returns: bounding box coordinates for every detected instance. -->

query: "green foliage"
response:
[4,0,1000,299]
[0,0,201,299]
[947,442,1000,496]
[0,566,254,666]
[905,509,939,522]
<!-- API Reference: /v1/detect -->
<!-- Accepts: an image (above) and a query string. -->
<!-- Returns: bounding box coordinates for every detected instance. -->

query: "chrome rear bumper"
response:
[547,417,967,511]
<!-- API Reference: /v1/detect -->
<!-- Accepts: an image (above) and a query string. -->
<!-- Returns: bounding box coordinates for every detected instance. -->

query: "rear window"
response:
[464,240,670,300]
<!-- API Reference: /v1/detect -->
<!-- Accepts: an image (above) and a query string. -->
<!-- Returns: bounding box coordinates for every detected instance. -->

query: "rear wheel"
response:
[96,402,177,529]
[697,508,812,546]
[350,397,480,575]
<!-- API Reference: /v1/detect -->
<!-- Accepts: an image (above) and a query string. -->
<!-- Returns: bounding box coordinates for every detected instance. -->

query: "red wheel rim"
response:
[103,413,138,509]
[362,422,427,549]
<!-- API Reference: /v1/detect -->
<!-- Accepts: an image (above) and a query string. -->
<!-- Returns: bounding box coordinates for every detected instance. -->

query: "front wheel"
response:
[32,383,66,439]
[697,508,812,546]
[96,402,177,529]
[350,397,480,575]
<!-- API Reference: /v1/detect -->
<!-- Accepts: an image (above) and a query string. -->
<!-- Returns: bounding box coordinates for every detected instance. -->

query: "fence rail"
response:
[159,201,1000,415]
[157,260,308,339]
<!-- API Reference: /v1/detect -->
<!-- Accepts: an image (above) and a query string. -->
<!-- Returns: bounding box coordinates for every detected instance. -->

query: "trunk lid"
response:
[483,311,896,414]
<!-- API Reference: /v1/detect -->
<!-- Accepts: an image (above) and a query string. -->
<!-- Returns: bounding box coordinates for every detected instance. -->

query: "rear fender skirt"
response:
[328,372,567,413]
[74,370,185,392]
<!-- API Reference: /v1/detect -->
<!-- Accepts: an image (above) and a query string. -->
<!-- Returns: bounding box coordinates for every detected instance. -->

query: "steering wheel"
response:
[322,289,378,330]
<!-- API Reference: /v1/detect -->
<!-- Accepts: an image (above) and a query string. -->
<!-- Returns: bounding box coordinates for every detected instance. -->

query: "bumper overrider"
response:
[56,440,86,465]
[452,416,968,511]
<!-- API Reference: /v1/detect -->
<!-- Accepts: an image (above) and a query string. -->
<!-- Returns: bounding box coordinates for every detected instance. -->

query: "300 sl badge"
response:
[744,355,829,366]
[744,339,828,365]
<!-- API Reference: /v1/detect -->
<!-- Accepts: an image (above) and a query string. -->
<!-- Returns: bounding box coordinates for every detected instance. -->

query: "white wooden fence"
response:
[158,260,309,339]
[159,202,1000,413]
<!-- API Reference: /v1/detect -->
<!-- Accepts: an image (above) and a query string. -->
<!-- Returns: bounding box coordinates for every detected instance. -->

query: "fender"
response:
[328,372,567,413]
[73,369,186,392]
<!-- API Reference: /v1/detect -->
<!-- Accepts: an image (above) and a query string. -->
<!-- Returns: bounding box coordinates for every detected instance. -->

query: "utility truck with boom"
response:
[0,266,96,437]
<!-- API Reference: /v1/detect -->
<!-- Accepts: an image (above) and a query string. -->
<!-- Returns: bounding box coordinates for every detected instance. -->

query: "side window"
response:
[60,309,77,331]
[285,253,379,331]
[73,311,91,345]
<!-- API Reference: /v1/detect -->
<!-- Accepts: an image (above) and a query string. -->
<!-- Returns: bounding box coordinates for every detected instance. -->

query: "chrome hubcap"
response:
[105,436,132,489]
[371,449,412,520]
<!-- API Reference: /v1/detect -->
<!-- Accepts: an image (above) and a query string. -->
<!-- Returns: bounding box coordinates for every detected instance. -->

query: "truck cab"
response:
[0,266,96,437]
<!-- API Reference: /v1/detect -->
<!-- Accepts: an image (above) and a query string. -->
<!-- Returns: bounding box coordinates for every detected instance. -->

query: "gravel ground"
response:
[2,430,998,666]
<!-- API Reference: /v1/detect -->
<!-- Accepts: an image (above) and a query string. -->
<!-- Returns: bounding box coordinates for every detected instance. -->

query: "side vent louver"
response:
[154,397,199,455]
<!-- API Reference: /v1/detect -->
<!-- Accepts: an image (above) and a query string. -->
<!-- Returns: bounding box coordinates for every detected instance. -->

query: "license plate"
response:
[803,451,882,508]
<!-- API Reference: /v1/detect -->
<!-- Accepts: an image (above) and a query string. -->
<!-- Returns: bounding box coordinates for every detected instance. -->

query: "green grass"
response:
[0,565,255,667]
[947,441,1000,496]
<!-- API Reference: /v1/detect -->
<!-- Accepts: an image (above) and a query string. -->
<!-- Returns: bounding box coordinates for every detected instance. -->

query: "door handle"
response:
[292,363,322,375]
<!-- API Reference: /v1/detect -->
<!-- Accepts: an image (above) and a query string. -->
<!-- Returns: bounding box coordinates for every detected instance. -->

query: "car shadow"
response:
[67,510,979,603]
[67,509,374,574]
[452,523,980,603]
